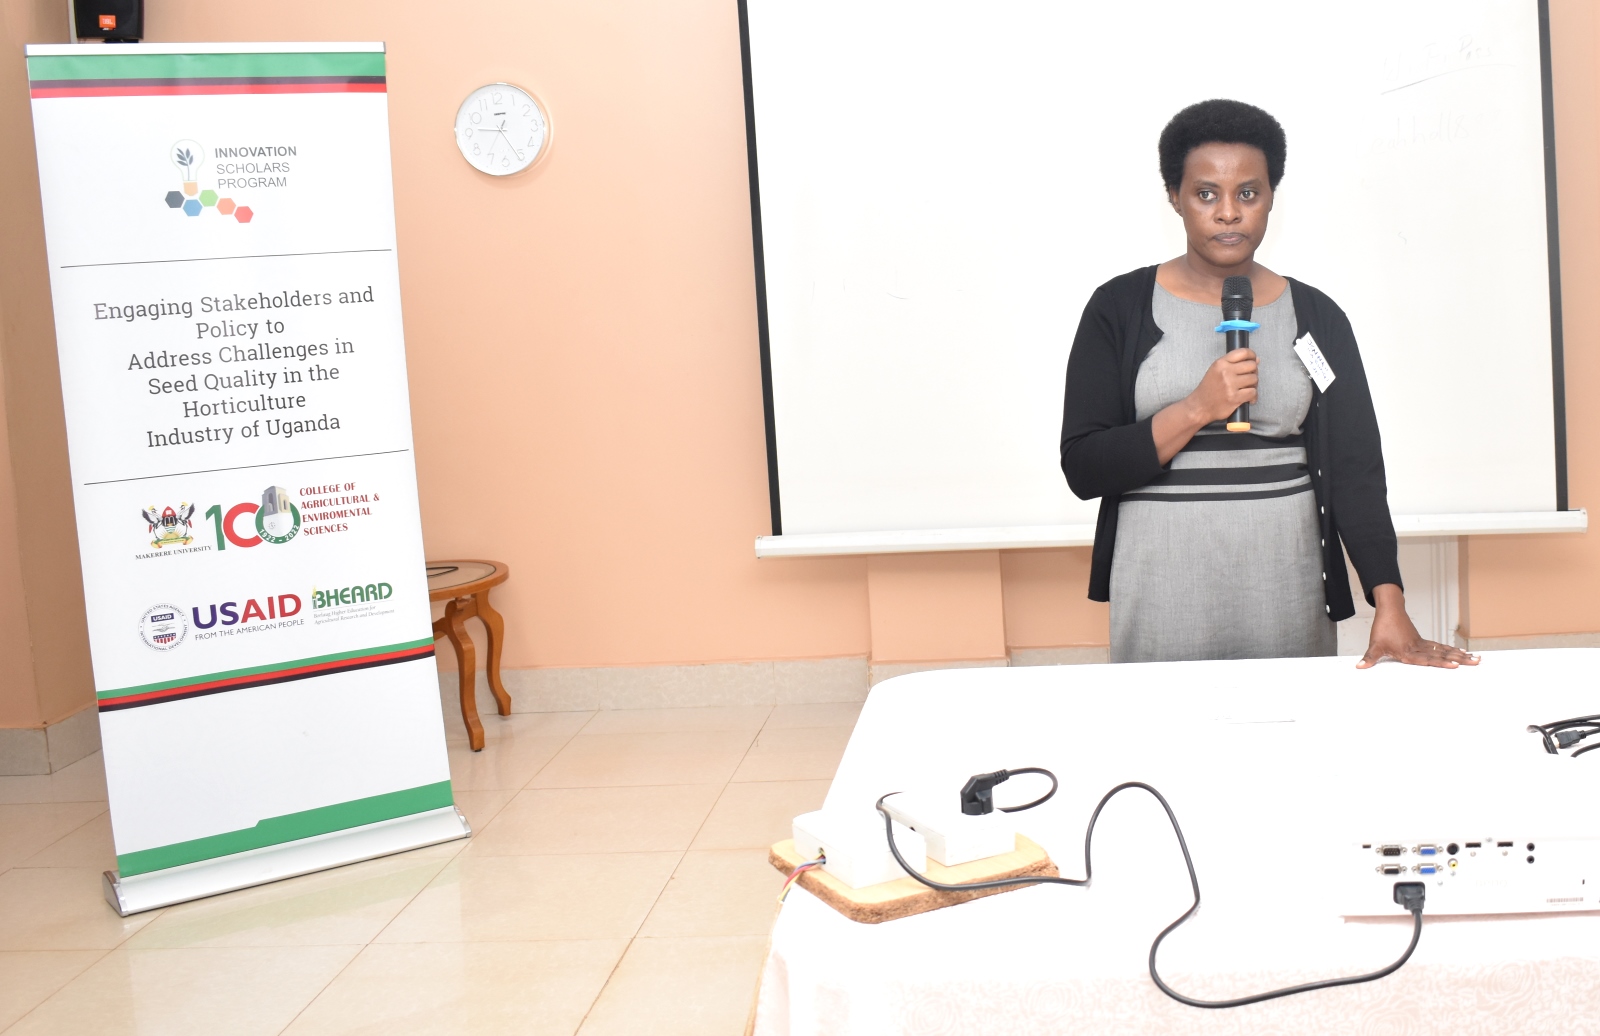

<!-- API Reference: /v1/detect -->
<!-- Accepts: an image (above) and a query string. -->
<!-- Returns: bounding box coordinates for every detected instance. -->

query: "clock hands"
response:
[474,120,507,155]
[479,120,525,163]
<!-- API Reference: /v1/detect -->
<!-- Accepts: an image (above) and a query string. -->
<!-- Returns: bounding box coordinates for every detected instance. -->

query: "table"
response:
[751,650,1600,1035]
[427,559,510,752]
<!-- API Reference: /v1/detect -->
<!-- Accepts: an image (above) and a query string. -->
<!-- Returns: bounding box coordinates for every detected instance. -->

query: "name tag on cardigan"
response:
[1294,334,1337,392]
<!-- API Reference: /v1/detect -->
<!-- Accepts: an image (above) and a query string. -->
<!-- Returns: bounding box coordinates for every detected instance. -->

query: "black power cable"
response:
[874,781,1428,1008]
[999,767,1057,812]
[1527,714,1600,757]
[960,767,1059,815]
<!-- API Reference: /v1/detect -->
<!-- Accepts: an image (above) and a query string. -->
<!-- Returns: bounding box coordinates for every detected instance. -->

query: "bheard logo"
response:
[141,502,196,549]
[139,604,189,651]
[165,139,254,223]
[313,581,393,609]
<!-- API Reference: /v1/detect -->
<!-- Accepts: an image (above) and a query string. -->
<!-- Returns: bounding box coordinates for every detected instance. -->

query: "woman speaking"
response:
[1060,99,1476,669]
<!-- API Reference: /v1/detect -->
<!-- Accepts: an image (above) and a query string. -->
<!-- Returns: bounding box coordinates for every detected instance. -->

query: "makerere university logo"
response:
[164,139,254,223]
[139,603,189,651]
[141,502,196,549]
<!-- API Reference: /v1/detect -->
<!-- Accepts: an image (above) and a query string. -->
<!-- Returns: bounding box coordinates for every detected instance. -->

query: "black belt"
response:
[1122,483,1313,503]
[1183,431,1304,452]
[1125,433,1310,501]
[1145,462,1307,487]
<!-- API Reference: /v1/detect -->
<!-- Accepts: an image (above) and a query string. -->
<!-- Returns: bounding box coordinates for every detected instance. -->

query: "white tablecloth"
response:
[752,650,1600,1034]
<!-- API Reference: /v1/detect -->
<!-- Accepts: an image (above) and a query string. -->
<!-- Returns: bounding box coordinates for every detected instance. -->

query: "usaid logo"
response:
[193,592,302,629]
[139,603,189,651]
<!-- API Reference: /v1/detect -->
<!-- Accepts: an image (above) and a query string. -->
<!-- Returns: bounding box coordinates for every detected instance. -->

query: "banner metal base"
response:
[102,805,472,916]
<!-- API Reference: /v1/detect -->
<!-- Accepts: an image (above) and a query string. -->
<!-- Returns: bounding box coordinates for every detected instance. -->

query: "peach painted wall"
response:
[1458,1,1600,640]
[1001,550,1110,650]
[1,0,1598,732]
[0,329,41,727]
[0,0,91,729]
[867,553,1007,664]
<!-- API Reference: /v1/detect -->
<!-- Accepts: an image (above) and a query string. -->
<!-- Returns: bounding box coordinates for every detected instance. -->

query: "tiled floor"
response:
[0,697,859,1035]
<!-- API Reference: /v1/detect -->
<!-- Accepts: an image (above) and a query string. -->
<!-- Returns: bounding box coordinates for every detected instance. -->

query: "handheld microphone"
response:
[1218,276,1256,432]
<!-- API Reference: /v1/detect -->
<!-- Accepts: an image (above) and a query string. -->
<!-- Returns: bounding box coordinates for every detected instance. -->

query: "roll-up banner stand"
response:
[23,43,468,915]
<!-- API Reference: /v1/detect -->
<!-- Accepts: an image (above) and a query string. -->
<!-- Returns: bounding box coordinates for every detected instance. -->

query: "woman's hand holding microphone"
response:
[1151,349,1258,464]
[1190,349,1259,421]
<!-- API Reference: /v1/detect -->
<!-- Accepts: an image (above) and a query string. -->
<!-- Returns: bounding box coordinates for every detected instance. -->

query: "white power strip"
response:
[792,809,926,889]
[880,793,1016,866]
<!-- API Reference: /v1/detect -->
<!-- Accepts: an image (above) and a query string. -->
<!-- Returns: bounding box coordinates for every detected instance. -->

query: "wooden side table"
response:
[427,559,511,752]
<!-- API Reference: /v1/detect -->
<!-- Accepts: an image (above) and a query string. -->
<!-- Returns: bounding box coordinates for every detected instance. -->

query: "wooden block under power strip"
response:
[769,834,1059,924]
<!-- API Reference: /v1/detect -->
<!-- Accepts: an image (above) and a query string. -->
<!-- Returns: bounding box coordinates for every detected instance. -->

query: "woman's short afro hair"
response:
[1159,99,1286,192]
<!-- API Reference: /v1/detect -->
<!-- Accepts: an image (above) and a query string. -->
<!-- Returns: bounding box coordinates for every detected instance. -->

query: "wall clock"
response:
[453,83,550,176]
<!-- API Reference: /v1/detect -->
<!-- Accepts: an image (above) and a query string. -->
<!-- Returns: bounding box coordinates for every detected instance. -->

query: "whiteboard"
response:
[742,0,1564,540]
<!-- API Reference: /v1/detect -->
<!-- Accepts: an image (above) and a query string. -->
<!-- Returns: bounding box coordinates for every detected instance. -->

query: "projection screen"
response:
[741,0,1576,555]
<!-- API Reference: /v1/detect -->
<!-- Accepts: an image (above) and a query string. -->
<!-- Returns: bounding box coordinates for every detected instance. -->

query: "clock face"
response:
[454,83,549,176]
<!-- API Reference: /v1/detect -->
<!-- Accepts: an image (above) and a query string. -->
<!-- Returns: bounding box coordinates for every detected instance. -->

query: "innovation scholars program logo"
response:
[164,139,254,223]
[138,603,189,651]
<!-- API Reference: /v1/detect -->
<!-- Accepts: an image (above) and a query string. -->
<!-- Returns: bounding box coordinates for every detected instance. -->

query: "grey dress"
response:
[1108,283,1336,663]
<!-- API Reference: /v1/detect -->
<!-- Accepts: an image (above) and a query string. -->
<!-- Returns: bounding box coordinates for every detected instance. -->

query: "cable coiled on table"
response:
[874,779,1427,1008]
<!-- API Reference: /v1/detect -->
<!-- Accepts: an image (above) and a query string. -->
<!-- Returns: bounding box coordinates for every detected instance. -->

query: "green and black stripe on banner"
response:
[27,51,386,98]
[98,639,435,712]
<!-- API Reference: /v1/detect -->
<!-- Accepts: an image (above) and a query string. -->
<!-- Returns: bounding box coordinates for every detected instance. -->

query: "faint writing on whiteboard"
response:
[1383,110,1494,151]
[1380,34,1495,95]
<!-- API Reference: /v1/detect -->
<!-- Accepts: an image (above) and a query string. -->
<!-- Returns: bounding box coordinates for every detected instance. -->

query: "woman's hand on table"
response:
[1357,583,1479,669]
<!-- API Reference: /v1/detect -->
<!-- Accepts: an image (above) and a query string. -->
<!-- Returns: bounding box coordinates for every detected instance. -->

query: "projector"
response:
[1329,703,1600,917]
[1341,835,1600,917]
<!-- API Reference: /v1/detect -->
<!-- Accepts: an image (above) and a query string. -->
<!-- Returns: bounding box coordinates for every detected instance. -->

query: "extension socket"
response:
[792,809,926,889]
[880,793,1017,866]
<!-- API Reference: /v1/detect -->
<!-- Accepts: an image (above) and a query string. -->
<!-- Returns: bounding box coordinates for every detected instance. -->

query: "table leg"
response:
[442,598,484,752]
[477,588,512,717]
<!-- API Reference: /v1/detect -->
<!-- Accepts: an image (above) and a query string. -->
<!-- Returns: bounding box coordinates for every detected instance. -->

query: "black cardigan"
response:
[1058,265,1402,622]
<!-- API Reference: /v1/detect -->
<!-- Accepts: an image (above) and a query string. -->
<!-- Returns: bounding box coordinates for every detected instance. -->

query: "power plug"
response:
[881,792,1017,866]
[792,809,927,889]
